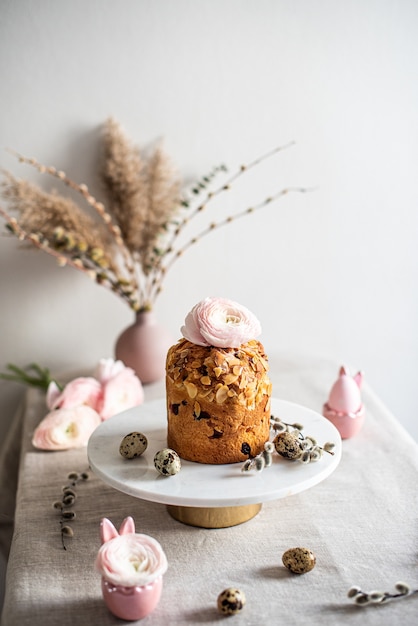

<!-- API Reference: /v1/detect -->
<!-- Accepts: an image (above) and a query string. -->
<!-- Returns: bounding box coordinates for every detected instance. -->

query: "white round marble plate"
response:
[87,398,341,507]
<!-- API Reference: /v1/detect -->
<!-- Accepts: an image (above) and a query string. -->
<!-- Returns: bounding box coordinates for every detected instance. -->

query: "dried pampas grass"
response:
[0,118,307,311]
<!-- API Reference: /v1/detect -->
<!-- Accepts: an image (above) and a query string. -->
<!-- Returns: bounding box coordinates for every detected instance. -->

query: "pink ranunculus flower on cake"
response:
[96,532,168,588]
[32,405,101,450]
[95,358,144,421]
[46,377,102,412]
[181,297,262,348]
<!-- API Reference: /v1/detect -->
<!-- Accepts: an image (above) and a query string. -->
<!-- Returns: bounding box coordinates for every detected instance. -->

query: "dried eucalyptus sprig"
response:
[0,362,61,391]
[53,470,89,549]
[348,582,418,606]
[0,119,308,312]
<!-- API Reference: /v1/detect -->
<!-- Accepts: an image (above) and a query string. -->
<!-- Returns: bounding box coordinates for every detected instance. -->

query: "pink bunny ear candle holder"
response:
[96,516,168,621]
[323,366,365,439]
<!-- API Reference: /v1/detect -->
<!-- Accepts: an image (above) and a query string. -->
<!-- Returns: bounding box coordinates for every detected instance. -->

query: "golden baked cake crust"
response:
[166,338,272,464]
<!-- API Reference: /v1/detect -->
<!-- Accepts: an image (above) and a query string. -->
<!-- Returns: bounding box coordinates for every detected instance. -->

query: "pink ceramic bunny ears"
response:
[100,516,135,544]
[340,365,363,388]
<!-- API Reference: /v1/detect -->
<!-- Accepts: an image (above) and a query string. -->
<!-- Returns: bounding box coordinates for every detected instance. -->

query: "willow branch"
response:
[149,185,311,300]
[152,141,296,279]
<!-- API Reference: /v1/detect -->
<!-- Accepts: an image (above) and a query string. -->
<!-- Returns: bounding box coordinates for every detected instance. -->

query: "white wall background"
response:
[0,0,417,443]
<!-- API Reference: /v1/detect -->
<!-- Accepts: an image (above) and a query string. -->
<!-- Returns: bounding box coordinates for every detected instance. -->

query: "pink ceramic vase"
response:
[101,576,163,621]
[115,311,172,384]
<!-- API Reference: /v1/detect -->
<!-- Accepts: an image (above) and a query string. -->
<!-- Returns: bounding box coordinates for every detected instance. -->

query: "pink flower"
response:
[181,297,262,348]
[46,377,102,412]
[96,533,168,587]
[94,358,126,385]
[95,359,144,421]
[38,359,144,453]
[32,406,101,450]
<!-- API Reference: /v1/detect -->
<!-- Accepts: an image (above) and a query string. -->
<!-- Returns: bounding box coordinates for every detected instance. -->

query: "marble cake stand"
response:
[88,398,341,528]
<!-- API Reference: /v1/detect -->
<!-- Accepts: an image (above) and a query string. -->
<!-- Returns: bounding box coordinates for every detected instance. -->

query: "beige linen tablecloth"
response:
[1,356,417,625]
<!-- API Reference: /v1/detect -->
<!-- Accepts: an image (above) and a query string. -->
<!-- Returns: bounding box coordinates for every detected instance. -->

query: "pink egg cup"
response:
[97,516,167,621]
[101,576,163,621]
[323,403,365,439]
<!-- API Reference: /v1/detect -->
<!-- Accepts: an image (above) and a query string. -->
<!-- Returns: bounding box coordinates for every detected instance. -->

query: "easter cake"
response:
[166,298,272,464]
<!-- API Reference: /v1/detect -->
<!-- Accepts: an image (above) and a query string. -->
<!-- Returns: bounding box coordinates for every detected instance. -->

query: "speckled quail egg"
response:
[282,547,316,574]
[119,432,148,459]
[273,431,303,460]
[153,448,181,476]
[217,588,246,615]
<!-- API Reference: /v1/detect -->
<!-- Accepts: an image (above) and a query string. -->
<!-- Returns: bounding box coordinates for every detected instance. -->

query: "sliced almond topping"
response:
[198,389,212,398]
[184,381,198,398]
[232,365,243,376]
[213,366,223,378]
[215,385,229,404]
[226,356,241,367]
[194,401,201,417]
[238,392,246,404]
[200,375,211,386]
[223,373,239,385]
[259,356,269,371]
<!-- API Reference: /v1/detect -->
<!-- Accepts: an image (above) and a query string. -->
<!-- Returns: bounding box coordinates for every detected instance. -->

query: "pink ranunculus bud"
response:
[97,367,144,421]
[181,297,262,348]
[47,376,103,412]
[32,406,101,450]
[46,380,62,409]
[94,358,126,385]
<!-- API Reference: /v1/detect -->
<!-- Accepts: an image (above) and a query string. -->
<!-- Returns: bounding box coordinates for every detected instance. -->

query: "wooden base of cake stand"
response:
[166,503,262,528]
